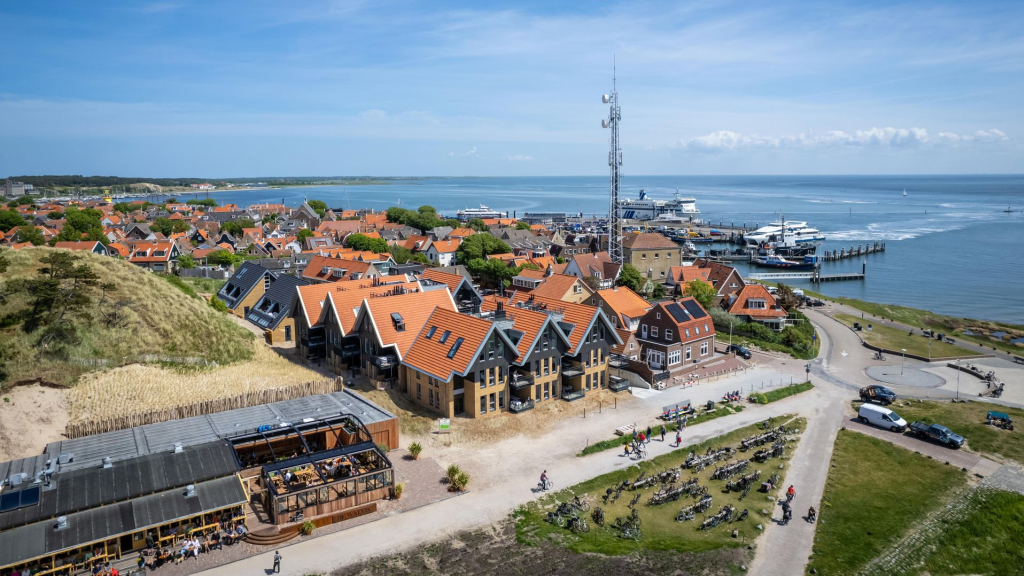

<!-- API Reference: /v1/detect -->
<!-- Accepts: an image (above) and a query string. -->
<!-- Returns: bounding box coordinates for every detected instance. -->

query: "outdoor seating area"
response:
[140,509,247,570]
[232,416,372,470]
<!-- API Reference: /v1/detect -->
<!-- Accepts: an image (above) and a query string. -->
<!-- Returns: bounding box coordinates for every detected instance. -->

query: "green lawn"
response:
[749,382,813,404]
[807,430,967,576]
[577,404,745,457]
[518,416,806,555]
[834,313,979,358]
[911,489,1024,575]
[886,400,1024,466]
[805,289,1024,355]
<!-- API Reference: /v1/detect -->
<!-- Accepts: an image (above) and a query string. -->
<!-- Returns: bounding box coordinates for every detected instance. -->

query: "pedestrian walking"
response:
[273,551,282,573]
[660,425,666,442]
[683,415,689,429]
[632,425,638,440]
[674,431,681,446]
[646,426,652,443]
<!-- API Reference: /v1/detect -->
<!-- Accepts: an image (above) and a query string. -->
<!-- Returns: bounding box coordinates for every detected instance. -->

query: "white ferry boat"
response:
[618,188,699,221]
[457,205,506,219]
[744,219,825,245]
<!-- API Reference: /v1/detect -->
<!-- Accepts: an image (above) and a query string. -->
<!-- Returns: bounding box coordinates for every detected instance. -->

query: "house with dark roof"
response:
[217,262,276,318]
[636,298,717,378]
[245,273,310,343]
[692,259,746,306]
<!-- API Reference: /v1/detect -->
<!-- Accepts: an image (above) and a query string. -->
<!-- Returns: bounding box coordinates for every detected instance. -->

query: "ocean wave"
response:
[939,203,956,208]
[825,222,964,242]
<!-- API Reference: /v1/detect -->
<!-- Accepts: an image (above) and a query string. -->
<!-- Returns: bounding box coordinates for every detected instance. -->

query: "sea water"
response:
[175,175,1024,324]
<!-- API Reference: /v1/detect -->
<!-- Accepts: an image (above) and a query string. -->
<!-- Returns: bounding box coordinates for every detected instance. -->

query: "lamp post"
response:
[928,339,932,361]
[729,320,733,349]
[956,358,961,400]
[805,362,811,383]
[900,348,907,375]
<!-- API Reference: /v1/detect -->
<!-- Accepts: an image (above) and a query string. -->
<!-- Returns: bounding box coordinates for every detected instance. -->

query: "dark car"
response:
[909,421,966,449]
[727,344,752,359]
[809,299,826,307]
[860,385,896,405]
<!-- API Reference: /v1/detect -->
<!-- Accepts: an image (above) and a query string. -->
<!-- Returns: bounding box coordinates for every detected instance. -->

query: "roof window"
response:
[391,312,405,331]
[447,337,465,359]
[426,326,437,339]
[439,330,451,344]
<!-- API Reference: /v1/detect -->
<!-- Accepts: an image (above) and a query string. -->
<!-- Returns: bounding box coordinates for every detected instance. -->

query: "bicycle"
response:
[537,478,554,492]
[570,495,591,512]
[591,506,605,527]
[568,515,590,534]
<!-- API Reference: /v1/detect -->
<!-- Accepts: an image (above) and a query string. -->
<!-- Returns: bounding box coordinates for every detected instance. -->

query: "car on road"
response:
[727,344,752,359]
[909,421,965,449]
[858,403,907,432]
[860,385,897,405]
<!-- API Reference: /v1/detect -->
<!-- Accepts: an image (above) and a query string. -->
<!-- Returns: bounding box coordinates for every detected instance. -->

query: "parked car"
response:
[808,299,825,307]
[727,344,752,359]
[860,385,897,405]
[858,404,907,432]
[908,421,965,448]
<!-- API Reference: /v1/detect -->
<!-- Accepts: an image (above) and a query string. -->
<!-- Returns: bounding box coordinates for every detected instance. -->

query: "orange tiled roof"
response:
[596,287,652,322]
[611,328,636,356]
[129,242,176,262]
[295,279,420,332]
[402,308,497,382]
[357,289,456,359]
[669,266,712,285]
[420,269,468,294]
[506,293,607,354]
[728,285,787,318]
[107,242,130,257]
[448,227,476,238]
[302,255,375,283]
[529,273,591,301]
[430,238,461,254]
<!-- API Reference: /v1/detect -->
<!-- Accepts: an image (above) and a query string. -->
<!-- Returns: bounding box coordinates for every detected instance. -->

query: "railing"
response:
[372,354,397,368]
[509,399,535,413]
[561,389,586,402]
[509,373,534,390]
[609,375,630,392]
[562,365,585,378]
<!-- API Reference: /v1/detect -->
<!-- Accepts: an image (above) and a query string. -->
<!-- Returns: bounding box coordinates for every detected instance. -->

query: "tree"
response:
[0,209,26,232]
[308,200,328,218]
[467,218,488,232]
[47,211,64,220]
[296,229,314,244]
[11,195,36,207]
[0,252,8,274]
[417,205,437,216]
[209,296,229,313]
[17,225,45,246]
[650,282,666,300]
[56,206,106,244]
[683,279,717,311]
[23,252,100,353]
[457,234,510,264]
[176,254,197,269]
[221,218,255,237]
[515,221,532,230]
[208,249,242,268]
[151,217,188,236]
[346,233,389,253]
[775,283,801,311]
[582,275,601,291]
[617,263,644,293]
[186,198,218,208]
[443,219,461,228]
[261,213,278,224]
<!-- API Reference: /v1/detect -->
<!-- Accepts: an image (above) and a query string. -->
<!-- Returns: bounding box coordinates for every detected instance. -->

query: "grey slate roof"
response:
[0,475,245,566]
[0,391,396,478]
[245,274,309,330]
[217,262,273,310]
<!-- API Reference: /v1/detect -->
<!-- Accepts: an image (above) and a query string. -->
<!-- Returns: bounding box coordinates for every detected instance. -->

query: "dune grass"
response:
[807,430,967,576]
[0,248,254,388]
[834,313,979,358]
[516,416,806,556]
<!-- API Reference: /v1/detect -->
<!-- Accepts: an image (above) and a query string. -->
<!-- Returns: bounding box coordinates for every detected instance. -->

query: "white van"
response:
[858,403,907,432]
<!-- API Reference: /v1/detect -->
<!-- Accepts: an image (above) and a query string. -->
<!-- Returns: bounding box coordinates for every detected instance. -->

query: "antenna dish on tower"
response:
[602,95,611,104]
[601,119,609,129]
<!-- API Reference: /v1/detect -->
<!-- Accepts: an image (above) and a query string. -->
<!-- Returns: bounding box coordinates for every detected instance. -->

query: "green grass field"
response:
[910,489,1024,575]
[886,400,1024,466]
[808,430,967,576]
[834,313,979,358]
[749,382,813,404]
[578,404,745,457]
[518,416,806,555]
[805,289,1023,355]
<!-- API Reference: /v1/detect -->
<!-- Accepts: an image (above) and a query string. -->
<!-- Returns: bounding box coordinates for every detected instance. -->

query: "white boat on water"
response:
[744,218,825,245]
[457,205,505,219]
[653,211,689,224]
[618,188,699,221]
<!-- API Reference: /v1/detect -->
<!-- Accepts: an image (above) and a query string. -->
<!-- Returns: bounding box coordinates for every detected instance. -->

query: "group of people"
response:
[139,523,247,570]
[778,485,817,526]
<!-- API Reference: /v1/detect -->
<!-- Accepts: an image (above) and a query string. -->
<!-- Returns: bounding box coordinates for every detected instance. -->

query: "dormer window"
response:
[391,312,405,331]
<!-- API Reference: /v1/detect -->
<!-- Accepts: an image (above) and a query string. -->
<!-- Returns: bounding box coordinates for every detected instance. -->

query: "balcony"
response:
[561,389,586,402]
[509,398,535,413]
[561,364,585,379]
[609,375,630,392]
[372,354,397,369]
[608,354,630,369]
[509,372,534,390]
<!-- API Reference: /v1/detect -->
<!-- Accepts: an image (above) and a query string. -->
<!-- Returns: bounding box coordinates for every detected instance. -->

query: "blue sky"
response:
[1,0,1022,177]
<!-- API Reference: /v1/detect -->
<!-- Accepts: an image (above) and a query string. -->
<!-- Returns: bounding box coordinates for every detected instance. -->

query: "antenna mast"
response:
[603,58,623,264]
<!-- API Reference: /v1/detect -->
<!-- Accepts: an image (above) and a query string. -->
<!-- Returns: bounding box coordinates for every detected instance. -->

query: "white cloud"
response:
[447,146,481,159]
[676,127,1010,152]
[505,154,534,162]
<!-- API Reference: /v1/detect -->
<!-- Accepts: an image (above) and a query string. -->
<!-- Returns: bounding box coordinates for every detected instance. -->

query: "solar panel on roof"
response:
[665,303,690,323]
[681,299,707,319]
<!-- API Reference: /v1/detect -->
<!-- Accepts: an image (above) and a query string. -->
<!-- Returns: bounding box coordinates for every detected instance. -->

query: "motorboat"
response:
[752,251,816,270]
[654,211,689,224]
[744,217,824,245]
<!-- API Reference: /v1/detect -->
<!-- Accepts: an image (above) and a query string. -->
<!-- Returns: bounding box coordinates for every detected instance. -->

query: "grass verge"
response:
[176,276,226,295]
[883,399,1024,466]
[805,289,1023,355]
[834,313,979,358]
[748,382,813,404]
[517,416,806,556]
[577,404,745,457]
[911,489,1024,575]
[807,429,967,576]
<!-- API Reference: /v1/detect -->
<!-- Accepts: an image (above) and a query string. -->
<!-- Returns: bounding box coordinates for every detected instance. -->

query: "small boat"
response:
[1005,206,1015,213]
[753,251,816,270]
[903,189,908,197]
[709,228,723,236]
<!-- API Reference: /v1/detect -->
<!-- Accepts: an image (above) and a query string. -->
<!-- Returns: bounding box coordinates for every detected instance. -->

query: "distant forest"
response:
[6,175,415,189]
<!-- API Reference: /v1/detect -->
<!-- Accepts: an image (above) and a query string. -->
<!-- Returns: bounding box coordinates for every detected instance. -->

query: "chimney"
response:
[173,442,184,454]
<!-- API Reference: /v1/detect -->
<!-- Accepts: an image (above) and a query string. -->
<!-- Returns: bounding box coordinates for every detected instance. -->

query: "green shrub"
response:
[376,442,390,454]
[446,463,462,483]
[408,442,422,459]
[208,296,228,313]
[451,470,470,491]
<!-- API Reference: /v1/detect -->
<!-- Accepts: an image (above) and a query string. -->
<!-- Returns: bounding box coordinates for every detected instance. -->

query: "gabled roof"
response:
[129,242,177,263]
[728,285,787,318]
[420,269,475,296]
[448,227,476,238]
[692,259,745,294]
[302,255,376,283]
[611,328,637,356]
[642,298,717,341]
[529,273,592,301]
[505,293,620,354]
[668,266,712,285]
[245,273,309,329]
[354,289,457,360]
[480,299,570,362]
[294,279,420,332]
[595,286,653,324]
[569,251,620,279]
[622,232,679,250]
[428,238,461,254]
[218,262,274,310]
[402,308,509,382]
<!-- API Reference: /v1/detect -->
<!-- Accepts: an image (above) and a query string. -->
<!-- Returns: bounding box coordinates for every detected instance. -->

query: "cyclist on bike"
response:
[540,470,549,490]
[786,485,795,502]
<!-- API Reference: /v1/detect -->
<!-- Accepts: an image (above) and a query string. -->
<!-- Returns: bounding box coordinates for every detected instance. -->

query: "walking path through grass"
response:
[833,313,979,358]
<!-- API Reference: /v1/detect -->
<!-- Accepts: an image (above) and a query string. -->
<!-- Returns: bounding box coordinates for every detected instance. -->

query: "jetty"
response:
[748,261,868,283]
[817,242,885,262]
